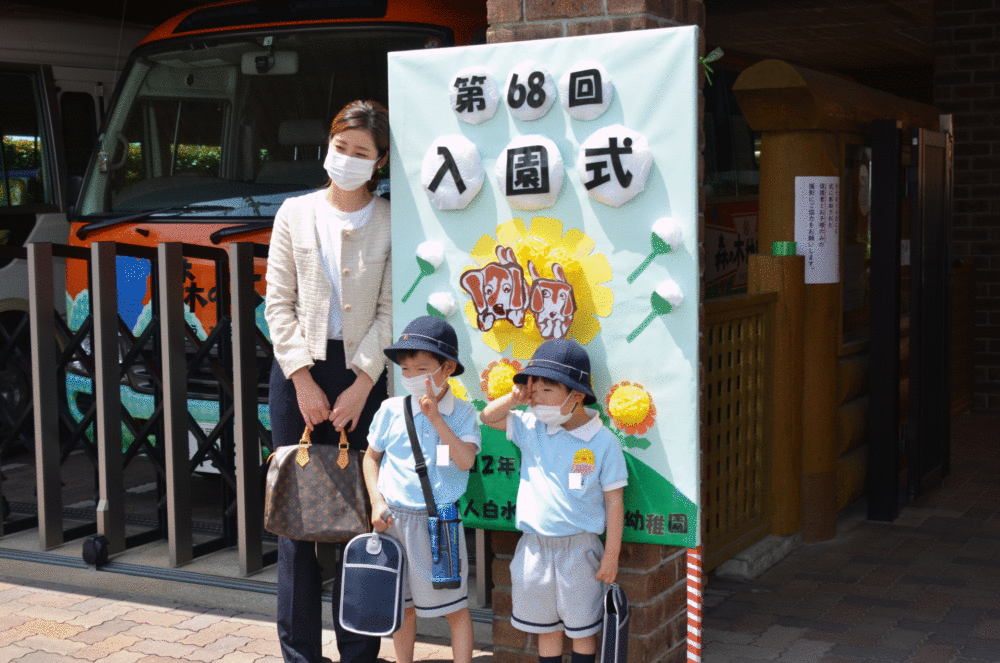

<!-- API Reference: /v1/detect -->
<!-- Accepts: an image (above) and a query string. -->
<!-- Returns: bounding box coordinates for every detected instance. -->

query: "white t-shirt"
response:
[314,192,375,339]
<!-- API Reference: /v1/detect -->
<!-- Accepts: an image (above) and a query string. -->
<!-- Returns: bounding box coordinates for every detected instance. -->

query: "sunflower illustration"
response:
[461,217,613,358]
[480,358,522,400]
[606,381,656,435]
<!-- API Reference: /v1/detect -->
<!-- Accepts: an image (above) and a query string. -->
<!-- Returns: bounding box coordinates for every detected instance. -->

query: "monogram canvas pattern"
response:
[264,443,371,542]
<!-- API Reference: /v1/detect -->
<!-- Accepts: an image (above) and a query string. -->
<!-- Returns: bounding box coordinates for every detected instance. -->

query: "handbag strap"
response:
[293,427,349,468]
[403,395,438,519]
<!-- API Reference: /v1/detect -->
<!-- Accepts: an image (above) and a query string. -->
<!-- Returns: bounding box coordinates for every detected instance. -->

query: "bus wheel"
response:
[1,495,9,521]
[0,311,32,444]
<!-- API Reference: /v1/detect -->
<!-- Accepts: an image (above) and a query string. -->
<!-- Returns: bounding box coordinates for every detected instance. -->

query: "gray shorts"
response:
[385,505,469,618]
[510,532,605,638]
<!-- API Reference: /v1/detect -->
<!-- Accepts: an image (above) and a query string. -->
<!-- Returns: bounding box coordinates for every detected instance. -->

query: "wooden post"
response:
[746,128,841,543]
[801,282,840,541]
[748,252,804,537]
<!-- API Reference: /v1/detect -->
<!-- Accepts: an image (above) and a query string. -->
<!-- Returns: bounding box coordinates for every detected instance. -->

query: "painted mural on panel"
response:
[388,26,700,546]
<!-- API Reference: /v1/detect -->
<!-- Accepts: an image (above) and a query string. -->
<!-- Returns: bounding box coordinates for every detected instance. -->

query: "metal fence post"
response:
[230,242,263,575]
[159,242,193,566]
[93,241,125,553]
[28,242,61,548]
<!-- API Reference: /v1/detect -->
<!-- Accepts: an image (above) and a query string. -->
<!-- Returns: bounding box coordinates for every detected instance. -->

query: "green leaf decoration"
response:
[402,256,437,303]
[627,290,673,343]
[627,232,672,284]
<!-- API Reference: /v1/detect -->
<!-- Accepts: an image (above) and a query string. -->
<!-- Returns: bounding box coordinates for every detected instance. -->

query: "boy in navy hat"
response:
[362,315,479,663]
[481,339,627,663]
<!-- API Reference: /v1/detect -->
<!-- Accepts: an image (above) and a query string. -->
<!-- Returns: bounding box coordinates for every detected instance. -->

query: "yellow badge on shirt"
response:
[571,448,595,476]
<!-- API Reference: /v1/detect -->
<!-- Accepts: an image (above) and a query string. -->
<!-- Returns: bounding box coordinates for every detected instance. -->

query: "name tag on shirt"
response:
[568,472,582,490]
[437,445,450,466]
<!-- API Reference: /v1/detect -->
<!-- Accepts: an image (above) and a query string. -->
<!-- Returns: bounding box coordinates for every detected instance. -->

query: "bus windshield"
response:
[76,26,446,218]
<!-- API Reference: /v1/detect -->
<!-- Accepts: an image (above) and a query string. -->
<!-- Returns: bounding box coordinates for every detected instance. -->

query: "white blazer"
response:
[264,190,392,384]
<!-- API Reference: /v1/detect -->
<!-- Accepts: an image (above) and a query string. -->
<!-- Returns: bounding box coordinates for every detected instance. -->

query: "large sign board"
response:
[388,26,700,546]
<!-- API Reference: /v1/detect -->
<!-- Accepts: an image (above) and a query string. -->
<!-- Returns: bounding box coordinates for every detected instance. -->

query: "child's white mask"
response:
[400,365,443,399]
[530,392,574,426]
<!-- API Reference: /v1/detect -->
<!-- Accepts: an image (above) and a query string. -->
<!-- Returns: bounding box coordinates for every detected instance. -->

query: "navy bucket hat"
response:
[384,316,464,376]
[513,339,596,405]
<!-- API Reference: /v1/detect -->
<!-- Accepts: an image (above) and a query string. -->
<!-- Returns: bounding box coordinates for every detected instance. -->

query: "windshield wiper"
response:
[209,220,274,244]
[76,204,235,240]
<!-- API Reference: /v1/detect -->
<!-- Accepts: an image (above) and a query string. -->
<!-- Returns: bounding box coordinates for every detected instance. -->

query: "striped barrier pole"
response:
[687,546,704,662]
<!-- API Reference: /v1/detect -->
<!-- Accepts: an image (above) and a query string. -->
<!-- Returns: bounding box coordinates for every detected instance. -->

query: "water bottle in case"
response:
[427,501,462,589]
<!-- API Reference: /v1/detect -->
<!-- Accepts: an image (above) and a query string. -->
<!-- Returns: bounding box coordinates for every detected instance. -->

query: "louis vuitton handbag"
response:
[264,427,371,542]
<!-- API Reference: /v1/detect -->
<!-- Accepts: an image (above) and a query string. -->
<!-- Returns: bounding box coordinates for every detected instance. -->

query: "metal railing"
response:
[0,240,499,619]
[702,292,775,572]
[0,241,275,576]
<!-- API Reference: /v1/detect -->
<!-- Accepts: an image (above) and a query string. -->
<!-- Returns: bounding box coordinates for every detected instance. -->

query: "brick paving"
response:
[4,413,999,662]
[0,577,490,663]
[704,412,1000,663]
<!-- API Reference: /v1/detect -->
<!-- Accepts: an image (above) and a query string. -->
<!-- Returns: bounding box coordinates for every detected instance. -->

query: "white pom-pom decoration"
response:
[428,292,458,318]
[495,135,564,211]
[559,61,613,121]
[450,67,500,125]
[504,60,557,121]
[416,241,445,269]
[652,217,683,248]
[421,135,484,210]
[577,125,653,208]
[655,280,684,308]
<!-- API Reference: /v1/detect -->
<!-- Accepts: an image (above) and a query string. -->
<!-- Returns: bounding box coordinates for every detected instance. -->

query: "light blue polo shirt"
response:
[508,409,628,537]
[368,390,481,510]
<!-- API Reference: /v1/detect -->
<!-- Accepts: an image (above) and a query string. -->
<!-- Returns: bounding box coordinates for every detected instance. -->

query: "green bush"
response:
[119,143,220,188]
[2,138,43,170]
[175,144,221,176]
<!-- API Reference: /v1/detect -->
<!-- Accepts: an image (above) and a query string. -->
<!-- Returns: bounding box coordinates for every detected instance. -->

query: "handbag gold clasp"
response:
[297,427,312,467]
[337,430,350,469]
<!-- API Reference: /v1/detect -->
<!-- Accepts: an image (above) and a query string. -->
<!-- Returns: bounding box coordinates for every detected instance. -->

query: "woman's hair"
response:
[329,99,389,192]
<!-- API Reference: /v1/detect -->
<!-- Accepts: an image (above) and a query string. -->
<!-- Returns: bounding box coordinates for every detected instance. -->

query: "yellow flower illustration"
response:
[607,381,656,435]
[462,217,613,358]
[480,358,522,400]
[448,378,469,402]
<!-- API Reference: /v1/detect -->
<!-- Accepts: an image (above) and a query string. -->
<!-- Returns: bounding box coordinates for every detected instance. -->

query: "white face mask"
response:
[324,147,378,191]
[530,392,574,426]
[400,365,443,399]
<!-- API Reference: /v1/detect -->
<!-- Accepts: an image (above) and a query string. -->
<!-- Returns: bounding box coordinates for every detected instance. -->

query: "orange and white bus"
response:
[63,0,487,447]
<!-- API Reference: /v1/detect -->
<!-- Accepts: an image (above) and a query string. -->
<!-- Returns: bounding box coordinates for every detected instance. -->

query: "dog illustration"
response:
[460,246,528,331]
[528,261,576,340]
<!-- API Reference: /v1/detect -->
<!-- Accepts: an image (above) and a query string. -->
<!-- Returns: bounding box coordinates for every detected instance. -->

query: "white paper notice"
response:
[437,445,450,466]
[794,176,841,284]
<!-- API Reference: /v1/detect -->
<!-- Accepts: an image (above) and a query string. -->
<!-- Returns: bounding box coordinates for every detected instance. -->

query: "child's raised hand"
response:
[595,551,619,584]
[417,375,441,420]
[511,378,531,406]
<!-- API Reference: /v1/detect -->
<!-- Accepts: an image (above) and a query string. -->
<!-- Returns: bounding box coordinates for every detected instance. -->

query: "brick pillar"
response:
[488,0,705,43]
[491,532,691,663]
[485,1,705,661]
[934,0,1000,411]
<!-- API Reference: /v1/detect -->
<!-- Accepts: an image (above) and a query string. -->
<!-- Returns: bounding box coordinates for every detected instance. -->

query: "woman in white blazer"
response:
[265,100,391,663]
